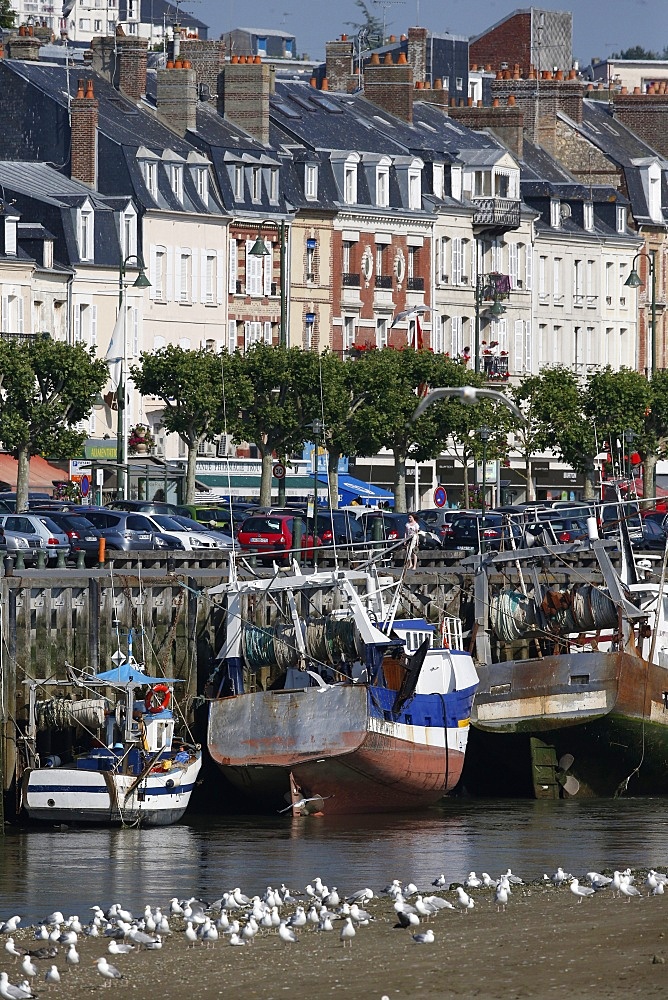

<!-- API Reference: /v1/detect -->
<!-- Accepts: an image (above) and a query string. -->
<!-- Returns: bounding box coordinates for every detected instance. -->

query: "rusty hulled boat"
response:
[205,565,478,815]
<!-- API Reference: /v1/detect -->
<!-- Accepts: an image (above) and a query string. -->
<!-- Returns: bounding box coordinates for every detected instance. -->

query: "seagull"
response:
[423,896,454,912]
[228,933,246,946]
[455,887,474,914]
[1,917,21,935]
[18,959,36,982]
[653,882,665,896]
[340,917,356,948]
[431,874,447,888]
[465,872,482,889]
[411,385,525,424]
[94,956,122,986]
[494,881,509,912]
[394,910,420,929]
[504,869,524,885]
[108,940,134,955]
[569,879,596,903]
[0,972,36,999]
[390,303,434,328]
[552,868,572,886]
[278,921,298,944]
[44,965,61,985]
[5,938,25,960]
[412,929,435,944]
[587,872,613,890]
[185,922,198,948]
[65,943,80,969]
[619,882,642,901]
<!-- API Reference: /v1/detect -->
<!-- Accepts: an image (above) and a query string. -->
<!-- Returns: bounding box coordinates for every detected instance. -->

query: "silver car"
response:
[0,513,70,562]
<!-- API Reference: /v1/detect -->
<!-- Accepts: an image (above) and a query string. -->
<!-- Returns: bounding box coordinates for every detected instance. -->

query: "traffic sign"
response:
[80,475,90,498]
[272,463,286,480]
[433,485,447,508]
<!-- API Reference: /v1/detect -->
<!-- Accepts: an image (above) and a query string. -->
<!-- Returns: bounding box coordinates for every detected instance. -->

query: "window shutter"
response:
[524,320,532,373]
[514,319,524,373]
[16,296,24,334]
[166,246,174,302]
[133,308,140,357]
[435,238,440,283]
[191,248,198,304]
[73,305,81,343]
[217,248,225,304]
[496,318,507,354]
[264,321,272,345]
[263,243,273,297]
[1,295,7,331]
[244,320,251,350]
[148,244,156,300]
[452,238,462,285]
[227,319,237,354]
[245,240,253,295]
[91,304,97,348]
[525,246,533,290]
[509,244,519,289]
[200,249,208,303]
[228,239,238,295]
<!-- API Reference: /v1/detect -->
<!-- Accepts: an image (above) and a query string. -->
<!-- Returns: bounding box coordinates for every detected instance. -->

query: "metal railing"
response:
[407,276,425,291]
[472,196,521,228]
[342,272,361,287]
[375,274,393,289]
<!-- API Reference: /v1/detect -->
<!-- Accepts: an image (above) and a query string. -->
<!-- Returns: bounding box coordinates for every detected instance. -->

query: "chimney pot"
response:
[587,83,594,91]
[513,68,521,79]
[450,97,455,106]
[467,96,473,106]
[384,52,393,64]
[174,59,183,68]
[397,52,407,64]
[389,34,396,42]
[310,76,317,87]
[400,34,407,41]
[254,55,262,64]
[76,78,85,98]
[19,24,26,36]
[28,26,34,36]
[568,68,577,79]
[508,94,515,106]
[231,55,239,64]
[496,70,503,79]
[415,80,423,89]
[492,97,500,107]
[633,85,641,94]
[477,99,482,107]
[485,63,491,72]
[341,33,347,41]
[471,63,477,71]
[555,69,564,80]
[166,59,174,68]
[321,77,328,90]
[85,79,94,99]
[434,78,442,89]
[620,86,627,94]
[370,52,380,65]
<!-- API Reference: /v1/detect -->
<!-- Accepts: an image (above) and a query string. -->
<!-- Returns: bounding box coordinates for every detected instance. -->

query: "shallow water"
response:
[2,798,668,924]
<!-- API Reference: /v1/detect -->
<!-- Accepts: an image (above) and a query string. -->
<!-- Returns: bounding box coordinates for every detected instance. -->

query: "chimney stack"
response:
[223,58,275,144]
[70,78,98,187]
[156,63,198,137]
[407,27,428,84]
[177,36,226,103]
[364,51,414,122]
[325,35,356,93]
[90,28,148,102]
[7,30,41,61]
[613,89,668,158]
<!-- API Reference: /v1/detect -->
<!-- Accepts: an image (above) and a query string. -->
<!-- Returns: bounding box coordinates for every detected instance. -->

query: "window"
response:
[4,218,16,256]
[343,316,356,349]
[305,313,315,349]
[408,247,418,280]
[574,259,584,303]
[143,160,157,199]
[229,239,238,294]
[451,238,463,285]
[583,202,593,231]
[245,240,263,296]
[342,241,353,274]
[433,315,445,354]
[553,258,562,301]
[170,164,183,202]
[494,173,509,198]
[376,245,384,277]
[178,250,192,303]
[408,169,421,210]
[432,162,444,199]
[306,239,317,282]
[605,261,614,303]
[474,171,491,196]
[78,207,94,261]
[121,210,136,260]
[269,169,279,203]
[194,168,208,202]
[252,167,261,202]
[616,205,626,233]
[227,319,237,354]
[450,316,463,357]
[490,240,503,273]
[344,164,357,204]
[94,19,102,30]
[234,165,244,200]
[244,321,263,350]
[305,164,318,201]
[455,77,463,91]
[376,317,388,349]
[586,260,595,303]
[524,245,533,291]
[204,253,216,304]
[538,256,547,299]
[43,241,53,269]
[550,199,561,228]
[376,166,389,208]
[508,243,519,289]
[256,36,267,56]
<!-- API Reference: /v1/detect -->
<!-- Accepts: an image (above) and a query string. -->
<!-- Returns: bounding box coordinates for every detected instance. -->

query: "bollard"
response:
[15,550,25,570]
[372,516,383,552]
[98,537,106,565]
[36,549,46,570]
[76,550,86,569]
[292,518,302,567]
[3,556,13,577]
[56,550,66,569]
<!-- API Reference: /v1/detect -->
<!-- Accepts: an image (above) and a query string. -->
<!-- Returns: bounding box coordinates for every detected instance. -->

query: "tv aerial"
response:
[372,0,406,42]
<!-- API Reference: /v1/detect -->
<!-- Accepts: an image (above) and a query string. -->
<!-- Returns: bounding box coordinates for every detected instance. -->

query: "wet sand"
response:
[7,883,668,999]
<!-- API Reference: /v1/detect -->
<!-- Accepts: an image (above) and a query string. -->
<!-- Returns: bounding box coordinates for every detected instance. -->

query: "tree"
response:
[131,346,249,504]
[611,46,661,60]
[345,0,385,48]
[638,370,668,502]
[230,345,320,506]
[509,377,548,502]
[0,2,15,29]
[0,337,108,512]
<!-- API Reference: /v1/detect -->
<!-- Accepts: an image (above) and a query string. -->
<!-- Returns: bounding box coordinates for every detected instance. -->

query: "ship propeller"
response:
[556,754,580,796]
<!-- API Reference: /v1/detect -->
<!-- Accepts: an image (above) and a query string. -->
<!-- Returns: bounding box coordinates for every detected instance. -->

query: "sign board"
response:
[433,485,447,508]
[476,460,498,485]
[70,459,92,478]
[80,475,90,498]
[272,463,286,480]
[96,469,104,487]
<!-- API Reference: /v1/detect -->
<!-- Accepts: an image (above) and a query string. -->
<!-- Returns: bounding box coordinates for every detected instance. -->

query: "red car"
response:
[237,514,316,563]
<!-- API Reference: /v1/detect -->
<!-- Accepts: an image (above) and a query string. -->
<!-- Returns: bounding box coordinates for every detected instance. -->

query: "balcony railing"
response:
[1,331,48,344]
[342,272,361,287]
[472,196,521,229]
[483,355,509,381]
[375,274,393,289]
[407,276,425,291]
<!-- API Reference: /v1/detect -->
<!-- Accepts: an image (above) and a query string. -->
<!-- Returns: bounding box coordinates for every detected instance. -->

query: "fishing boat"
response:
[19,640,202,826]
[205,562,478,815]
[462,514,668,797]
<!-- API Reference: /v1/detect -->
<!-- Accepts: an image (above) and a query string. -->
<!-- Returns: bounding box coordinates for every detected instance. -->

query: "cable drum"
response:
[490,588,537,643]
[241,623,276,669]
[305,620,333,664]
[273,623,300,672]
[34,698,107,732]
[548,584,618,636]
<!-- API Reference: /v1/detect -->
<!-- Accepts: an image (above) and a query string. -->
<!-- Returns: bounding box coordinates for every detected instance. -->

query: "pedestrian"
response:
[404,513,420,570]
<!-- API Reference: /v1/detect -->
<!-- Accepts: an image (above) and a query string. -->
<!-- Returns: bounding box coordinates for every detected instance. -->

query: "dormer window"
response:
[432,162,444,199]
[4,217,16,256]
[234,164,244,200]
[376,161,390,208]
[305,163,318,201]
[169,164,183,202]
[143,160,157,199]
[121,207,137,259]
[550,199,561,229]
[344,162,357,205]
[43,240,53,269]
[194,167,208,202]
[494,173,509,198]
[408,168,421,210]
[269,169,279,203]
[583,202,593,232]
[616,205,626,233]
[78,205,94,261]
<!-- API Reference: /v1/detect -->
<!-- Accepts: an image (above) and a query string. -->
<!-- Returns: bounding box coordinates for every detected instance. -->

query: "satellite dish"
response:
[560,203,572,220]
[199,83,211,102]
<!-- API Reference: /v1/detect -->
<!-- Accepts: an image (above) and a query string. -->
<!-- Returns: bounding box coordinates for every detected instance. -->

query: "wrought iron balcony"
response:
[342,272,361,287]
[483,355,509,381]
[472,196,521,231]
[407,276,425,291]
[375,274,393,289]
[1,330,49,344]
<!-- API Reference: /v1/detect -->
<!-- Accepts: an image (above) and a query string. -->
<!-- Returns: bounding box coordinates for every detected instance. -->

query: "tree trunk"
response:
[184,440,198,504]
[16,445,30,512]
[393,452,407,513]
[644,452,658,508]
[327,449,340,510]
[260,449,273,507]
[463,460,470,508]
[525,455,536,502]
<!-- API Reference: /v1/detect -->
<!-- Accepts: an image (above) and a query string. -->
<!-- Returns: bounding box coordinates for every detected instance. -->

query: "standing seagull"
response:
[412,929,435,944]
[94,957,122,987]
[44,965,61,986]
[455,887,474,915]
[569,879,596,903]
[619,882,642,901]
[340,917,356,948]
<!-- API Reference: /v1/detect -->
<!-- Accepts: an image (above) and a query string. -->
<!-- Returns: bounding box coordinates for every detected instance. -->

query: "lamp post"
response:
[625,250,657,374]
[307,417,324,539]
[623,428,635,480]
[116,255,151,500]
[478,425,491,520]
[474,274,506,374]
[248,220,288,347]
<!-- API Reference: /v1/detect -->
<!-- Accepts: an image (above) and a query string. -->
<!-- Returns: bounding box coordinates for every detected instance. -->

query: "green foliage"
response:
[0,337,108,509]
[345,0,385,48]
[610,45,663,60]
[0,1,15,29]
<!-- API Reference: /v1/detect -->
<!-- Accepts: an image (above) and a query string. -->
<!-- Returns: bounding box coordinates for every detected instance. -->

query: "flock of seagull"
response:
[0,865,665,995]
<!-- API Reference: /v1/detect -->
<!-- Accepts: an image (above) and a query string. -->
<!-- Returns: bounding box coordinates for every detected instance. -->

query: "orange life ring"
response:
[144,683,171,714]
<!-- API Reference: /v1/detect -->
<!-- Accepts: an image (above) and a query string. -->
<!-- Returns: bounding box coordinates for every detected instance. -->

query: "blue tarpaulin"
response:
[317,474,394,507]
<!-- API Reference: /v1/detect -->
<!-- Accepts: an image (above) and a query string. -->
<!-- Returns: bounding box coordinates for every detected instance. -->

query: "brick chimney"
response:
[7,26,42,61]
[223,57,275,144]
[325,35,357,93]
[414,78,449,108]
[364,52,414,123]
[613,91,668,159]
[177,37,226,103]
[449,100,524,159]
[90,28,148,102]
[156,63,198,137]
[407,27,428,83]
[490,73,584,154]
[70,78,98,187]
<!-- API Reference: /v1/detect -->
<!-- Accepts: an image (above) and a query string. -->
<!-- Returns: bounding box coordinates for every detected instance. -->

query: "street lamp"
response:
[478,425,491,520]
[474,274,506,374]
[307,417,324,537]
[623,428,635,480]
[625,250,657,374]
[248,220,288,347]
[116,255,150,500]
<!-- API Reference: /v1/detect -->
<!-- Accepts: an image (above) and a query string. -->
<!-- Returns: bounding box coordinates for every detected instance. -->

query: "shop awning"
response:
[317,473,394,507]
[0,453,67,491]
[196,474,328,499]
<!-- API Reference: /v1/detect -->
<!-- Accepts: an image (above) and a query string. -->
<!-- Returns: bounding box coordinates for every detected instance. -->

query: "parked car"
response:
[32,510,102,565]
[523,514,590,546]
[633,517,668,551]
[170,515,234,548]
[0,523,42,565]
[600,502,643,540]
[178,504,255,536]
[420,509,476,547]
[0,513,70,562]
[141,513,231,551]
[0,492,52,513]
[237,514,316,563]
[105,500,188,517]
[357,511,442,550]
[449,513,522,553]
[83,509,158,551]
[316,511,365,551]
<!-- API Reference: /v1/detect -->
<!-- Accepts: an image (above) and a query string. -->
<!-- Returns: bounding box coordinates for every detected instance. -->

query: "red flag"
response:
[416,315,424,350]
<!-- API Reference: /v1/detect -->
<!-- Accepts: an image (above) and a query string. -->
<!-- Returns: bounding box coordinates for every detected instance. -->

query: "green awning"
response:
[198,474,327,497]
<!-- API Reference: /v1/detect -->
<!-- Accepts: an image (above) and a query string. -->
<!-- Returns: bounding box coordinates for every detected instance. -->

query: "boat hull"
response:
[208,684,472,815]
[466,649,668,796]
[22,757,201,827]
